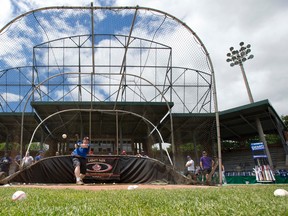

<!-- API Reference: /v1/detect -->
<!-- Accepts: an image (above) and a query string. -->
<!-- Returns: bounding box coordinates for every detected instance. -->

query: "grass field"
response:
[0,184,287,215]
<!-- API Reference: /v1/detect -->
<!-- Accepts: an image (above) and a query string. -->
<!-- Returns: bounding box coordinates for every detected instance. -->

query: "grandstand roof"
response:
[162,99,285,143]
[218,99,285,140]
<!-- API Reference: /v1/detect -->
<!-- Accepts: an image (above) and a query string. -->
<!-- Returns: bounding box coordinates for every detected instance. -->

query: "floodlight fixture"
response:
[226,42,254,67]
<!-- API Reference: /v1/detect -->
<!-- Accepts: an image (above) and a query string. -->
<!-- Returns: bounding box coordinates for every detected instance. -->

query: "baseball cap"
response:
[83,136,90,140]
[187,155,191,159]
[202,151,207,154]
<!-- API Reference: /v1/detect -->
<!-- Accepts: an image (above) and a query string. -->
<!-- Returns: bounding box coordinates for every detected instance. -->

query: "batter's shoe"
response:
[76,180,84,185]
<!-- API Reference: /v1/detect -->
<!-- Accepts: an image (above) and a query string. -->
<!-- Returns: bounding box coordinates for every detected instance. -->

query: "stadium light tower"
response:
[226,42,273,168]
[226,42,254,102]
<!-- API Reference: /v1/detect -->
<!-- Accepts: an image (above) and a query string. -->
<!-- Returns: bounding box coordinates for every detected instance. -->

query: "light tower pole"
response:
[226,42,273,168]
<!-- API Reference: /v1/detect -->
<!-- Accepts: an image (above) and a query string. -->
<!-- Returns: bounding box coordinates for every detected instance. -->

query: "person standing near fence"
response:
[22,152,34,169]
[14,153,21,172]
[221,163,227,184]
[35,150,45,162]
[200,151,214,182]
[185,156,196,180]
[0,153,12,176]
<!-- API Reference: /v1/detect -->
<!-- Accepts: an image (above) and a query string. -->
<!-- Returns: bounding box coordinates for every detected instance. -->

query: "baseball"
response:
[62,133,67,139]
[274,189,288,196]
[12,190,27,201]
[127,185,139,190]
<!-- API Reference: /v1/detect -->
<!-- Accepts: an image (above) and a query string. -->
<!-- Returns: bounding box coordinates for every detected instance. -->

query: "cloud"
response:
[0,92,23,102]
[0,0,13,28]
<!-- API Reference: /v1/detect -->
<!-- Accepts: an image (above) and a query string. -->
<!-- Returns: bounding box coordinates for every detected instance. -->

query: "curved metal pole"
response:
[24,108,173,166]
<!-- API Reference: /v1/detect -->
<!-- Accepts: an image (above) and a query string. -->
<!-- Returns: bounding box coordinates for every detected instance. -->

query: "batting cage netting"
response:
[0,6,220,181]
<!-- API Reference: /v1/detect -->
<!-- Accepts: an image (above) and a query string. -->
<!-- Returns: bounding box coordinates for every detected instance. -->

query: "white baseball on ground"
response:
[62,133,67,139]
[127,185,139,190]
[12,191,27,201]
[274,189,288,196]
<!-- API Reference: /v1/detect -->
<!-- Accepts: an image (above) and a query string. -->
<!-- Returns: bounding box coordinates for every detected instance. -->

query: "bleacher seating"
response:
[222,145,287,174]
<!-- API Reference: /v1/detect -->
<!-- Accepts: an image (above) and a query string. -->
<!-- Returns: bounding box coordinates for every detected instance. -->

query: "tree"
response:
[281,115,288,129]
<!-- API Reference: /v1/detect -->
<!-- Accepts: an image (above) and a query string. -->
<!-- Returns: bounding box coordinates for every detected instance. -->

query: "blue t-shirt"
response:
[35,155,43,161]
[71,144,90,158]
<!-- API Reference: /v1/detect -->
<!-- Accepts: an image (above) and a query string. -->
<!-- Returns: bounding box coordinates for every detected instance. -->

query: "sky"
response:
[0,0,287,116]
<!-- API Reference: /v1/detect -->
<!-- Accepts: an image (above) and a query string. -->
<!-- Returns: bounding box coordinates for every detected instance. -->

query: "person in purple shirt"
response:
[71,136,90,185]
[200,151,214,182]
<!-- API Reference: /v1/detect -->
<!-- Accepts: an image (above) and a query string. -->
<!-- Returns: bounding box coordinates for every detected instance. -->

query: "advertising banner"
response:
[250,142,275,182]
[85,156,120,181]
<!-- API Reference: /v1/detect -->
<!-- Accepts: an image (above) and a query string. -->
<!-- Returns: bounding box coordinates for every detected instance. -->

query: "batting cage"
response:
[0,6,221,184]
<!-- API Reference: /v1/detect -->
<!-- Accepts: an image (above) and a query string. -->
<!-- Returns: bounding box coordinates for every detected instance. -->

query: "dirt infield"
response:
[8,183,212,191]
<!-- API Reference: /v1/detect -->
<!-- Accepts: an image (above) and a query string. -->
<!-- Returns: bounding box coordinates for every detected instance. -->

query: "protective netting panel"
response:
[0,6,214,113]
